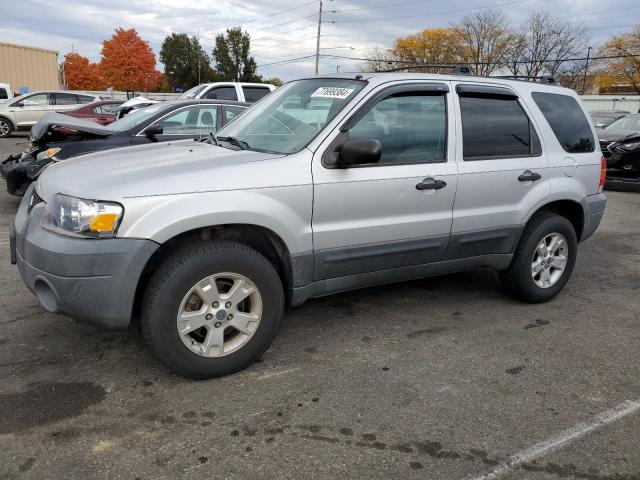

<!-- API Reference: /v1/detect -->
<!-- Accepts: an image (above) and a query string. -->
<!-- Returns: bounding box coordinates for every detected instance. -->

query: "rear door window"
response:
[532,92,595,153]
[459,94,540,160]
[54,92,79,105]
[205,86,237,101]
[0,88,7,100]
[242,86,271,102]
[76,94,95,104]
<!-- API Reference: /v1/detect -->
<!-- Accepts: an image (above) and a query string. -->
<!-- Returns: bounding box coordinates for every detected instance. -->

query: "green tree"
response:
[160,33,211,91]
[212,27,260,82]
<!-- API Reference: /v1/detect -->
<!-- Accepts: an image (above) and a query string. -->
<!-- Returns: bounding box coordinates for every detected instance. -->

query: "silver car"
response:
[0,90,101,137]
[11,74,606,378]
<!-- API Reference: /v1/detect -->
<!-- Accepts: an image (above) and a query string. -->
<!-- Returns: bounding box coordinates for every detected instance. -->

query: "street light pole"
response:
[336,65,340,74]
[582,46,592,95]
[315,0,323,75]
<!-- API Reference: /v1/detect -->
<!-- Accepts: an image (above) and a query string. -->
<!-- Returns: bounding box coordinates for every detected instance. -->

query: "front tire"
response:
[500,212,577,303]
[0,117,13,138]
[141,240,284,379]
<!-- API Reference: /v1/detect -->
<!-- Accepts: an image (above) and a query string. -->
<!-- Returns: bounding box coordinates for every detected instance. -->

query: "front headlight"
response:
[620,141,640,151]
[36,147,61,161]
[42,194,124,238]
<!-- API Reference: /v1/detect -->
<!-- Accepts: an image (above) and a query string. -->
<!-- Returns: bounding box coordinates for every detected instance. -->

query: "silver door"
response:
[10,93,51,127]
[312,82,458,280]
[448,82,550,259]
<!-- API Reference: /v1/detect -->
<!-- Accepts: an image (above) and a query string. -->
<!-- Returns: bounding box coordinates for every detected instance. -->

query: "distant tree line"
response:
[363,11,640,93]
[63,27,281,93]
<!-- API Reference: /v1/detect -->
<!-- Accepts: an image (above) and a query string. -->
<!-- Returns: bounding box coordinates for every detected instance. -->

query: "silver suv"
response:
[0,90,101,137]
[11,74,607,378]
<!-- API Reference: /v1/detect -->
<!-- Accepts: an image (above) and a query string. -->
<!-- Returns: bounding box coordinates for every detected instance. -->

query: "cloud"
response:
[1,0,637,80]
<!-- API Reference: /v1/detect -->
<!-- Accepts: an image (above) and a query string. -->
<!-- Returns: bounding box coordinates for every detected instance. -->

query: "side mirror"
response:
[337,138,382,167]
[145,124,163,138]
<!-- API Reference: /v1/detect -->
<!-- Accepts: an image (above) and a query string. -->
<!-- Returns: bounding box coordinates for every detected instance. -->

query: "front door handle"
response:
[416,177,447,191]
[518,170,542,182]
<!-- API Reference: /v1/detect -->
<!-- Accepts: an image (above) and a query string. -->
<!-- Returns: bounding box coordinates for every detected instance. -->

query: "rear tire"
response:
[141,240,284,379]
[0,118,13,138]
[500,212,577,303]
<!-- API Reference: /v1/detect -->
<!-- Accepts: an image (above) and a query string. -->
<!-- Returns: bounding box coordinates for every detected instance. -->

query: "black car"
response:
[590,110,630,129]
[598,114,640,189]
[1,99,249,195]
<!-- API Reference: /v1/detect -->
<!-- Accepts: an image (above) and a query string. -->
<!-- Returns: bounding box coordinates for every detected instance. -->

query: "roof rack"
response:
[493,75,557,85]
[382,64,471,74]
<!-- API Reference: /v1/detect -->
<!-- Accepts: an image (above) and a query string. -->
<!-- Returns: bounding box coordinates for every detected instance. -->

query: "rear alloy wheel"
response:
[141,240,284,379]
[500,212,577,303]
[0,118,13,138]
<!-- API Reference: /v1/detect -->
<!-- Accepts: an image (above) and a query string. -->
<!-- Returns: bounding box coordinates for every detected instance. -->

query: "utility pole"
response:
[582,46,592,95]
[315,0,323,75]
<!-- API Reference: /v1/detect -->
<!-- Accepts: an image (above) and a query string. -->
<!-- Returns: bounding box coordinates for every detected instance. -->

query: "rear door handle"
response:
[416,177,447,191]
[518,170,541,182]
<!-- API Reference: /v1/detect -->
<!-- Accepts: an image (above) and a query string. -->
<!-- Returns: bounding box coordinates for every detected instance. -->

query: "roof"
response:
[0,41,59,55]
[312,72,572,95]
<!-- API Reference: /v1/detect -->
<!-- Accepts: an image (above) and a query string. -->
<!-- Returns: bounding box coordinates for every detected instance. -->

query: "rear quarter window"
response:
[531,92,595,153]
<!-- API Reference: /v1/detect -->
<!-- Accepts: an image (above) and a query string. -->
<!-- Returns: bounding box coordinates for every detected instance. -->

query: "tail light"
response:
[598,155,606,193]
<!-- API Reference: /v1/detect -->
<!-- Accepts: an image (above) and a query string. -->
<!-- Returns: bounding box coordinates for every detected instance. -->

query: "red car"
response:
[60,99,124,126]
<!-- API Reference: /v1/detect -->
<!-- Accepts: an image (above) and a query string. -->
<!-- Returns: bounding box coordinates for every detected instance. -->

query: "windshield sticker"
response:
[310,87,354,99]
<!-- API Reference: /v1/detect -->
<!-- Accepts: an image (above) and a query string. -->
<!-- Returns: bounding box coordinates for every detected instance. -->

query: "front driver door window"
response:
[311,84,458,281]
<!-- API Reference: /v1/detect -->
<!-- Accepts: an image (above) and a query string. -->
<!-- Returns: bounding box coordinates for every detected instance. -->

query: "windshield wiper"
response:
[216,135,250,150]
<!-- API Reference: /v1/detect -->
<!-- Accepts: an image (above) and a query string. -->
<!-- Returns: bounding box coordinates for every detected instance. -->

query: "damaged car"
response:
[598,113,640,189]
[1,99,249,195]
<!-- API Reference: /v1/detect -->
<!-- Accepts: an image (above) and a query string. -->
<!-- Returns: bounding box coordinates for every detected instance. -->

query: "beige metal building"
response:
[0,42,60,94]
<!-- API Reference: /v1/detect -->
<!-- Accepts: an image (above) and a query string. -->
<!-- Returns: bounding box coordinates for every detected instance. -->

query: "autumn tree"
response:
[506,11,589,84]
[455,11,517,76]
[597,25,640,94]
[392,28,465,71]
[160,33,211,90]
[100,28,161,91]
[63,52,104,90]
[212,27,259,82]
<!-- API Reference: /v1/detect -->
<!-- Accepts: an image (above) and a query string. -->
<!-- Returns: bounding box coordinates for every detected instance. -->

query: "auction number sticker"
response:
[310,87,354,99]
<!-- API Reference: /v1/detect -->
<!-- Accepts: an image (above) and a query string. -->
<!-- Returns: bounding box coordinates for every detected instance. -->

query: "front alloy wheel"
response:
[178,273,262,357]
[0,119,12,138]
[142,240,284,379]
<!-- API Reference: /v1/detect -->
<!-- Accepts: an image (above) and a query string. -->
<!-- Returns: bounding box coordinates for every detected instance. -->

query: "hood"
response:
[116,96,159,111]
[37,140,283,201]
[597,128,640,143]
[30,112,113,142]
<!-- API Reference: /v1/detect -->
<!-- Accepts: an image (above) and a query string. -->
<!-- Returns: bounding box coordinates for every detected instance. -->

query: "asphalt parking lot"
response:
[0,135,639,480]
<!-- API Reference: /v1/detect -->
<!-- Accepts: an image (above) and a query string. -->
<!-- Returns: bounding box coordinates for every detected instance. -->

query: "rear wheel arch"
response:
[132,224,294,325]
[0,116,15,136]
[524,199,585,241]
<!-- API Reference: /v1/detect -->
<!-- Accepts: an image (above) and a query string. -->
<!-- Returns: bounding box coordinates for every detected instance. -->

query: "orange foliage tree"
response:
[392,28,464,68]
[100,28,161,91]
[63,52,104,90]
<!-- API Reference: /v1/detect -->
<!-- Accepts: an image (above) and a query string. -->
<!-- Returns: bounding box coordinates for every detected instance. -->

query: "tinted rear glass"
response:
[242,86,271,102]
[0,88,7,100]
[460,96,540,160]
[532,92,595,153]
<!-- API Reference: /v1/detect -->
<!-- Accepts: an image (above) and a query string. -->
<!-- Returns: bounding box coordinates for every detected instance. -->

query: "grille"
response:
[599,140,613,158]
[28,189,44,213]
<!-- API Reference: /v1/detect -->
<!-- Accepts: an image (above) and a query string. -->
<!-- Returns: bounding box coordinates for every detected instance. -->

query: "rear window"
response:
[460,95,541,160]
[532,92,595,153]
[242,86,271,102]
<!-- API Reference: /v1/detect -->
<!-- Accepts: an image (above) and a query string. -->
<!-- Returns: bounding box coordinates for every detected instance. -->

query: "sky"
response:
[1,0,639,81]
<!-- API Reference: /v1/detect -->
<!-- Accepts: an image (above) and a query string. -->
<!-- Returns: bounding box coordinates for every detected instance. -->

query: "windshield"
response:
[591,116,618,127]
[105,104,166,132]
[178,84,208,99]
[214,78,366,154]
[605,114,640,133]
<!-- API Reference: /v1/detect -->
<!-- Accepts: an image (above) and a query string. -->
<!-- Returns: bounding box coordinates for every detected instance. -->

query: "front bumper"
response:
[12,185,159,329]
[580,193,607,242]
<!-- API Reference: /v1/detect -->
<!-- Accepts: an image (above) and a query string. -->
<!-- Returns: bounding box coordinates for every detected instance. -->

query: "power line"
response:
[333,0,531,23]
[211,0,317,30]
